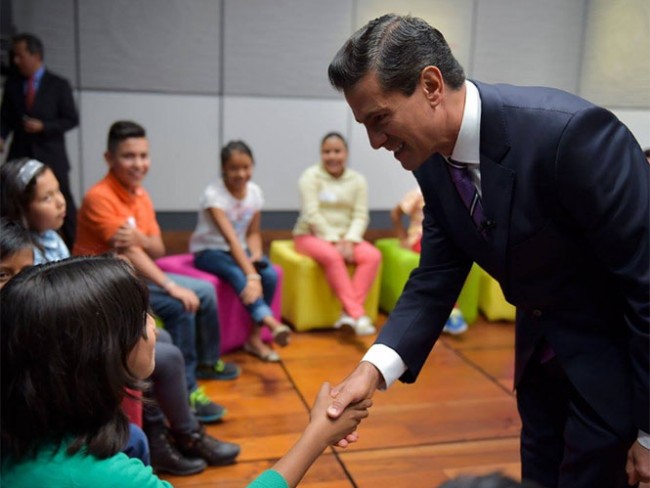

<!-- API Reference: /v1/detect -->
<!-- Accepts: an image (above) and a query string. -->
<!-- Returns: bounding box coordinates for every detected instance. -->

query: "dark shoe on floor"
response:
[174,425,241,466]
[189,386,227,423]
[147,426,207,476]
[196,359,241,380]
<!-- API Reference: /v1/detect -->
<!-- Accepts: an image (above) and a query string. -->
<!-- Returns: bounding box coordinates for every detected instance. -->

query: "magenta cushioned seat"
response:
[155,253,281,354]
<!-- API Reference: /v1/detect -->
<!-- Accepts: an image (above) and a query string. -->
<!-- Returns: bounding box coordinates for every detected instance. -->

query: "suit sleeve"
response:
[376,192,472,383]
[555,105,650,432]
[41,77,78,136]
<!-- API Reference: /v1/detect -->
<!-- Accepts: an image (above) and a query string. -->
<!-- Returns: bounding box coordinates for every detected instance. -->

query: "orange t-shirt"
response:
[73,172,160,256]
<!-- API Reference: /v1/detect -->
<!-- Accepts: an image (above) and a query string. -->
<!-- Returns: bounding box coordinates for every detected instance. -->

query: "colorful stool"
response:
[155,253,280,354]
[269,239,381,331]
[478,268,516,321]
[374,238,481,324]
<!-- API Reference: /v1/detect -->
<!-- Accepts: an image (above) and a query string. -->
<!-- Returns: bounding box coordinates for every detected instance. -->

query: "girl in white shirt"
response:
[191,141,290,362]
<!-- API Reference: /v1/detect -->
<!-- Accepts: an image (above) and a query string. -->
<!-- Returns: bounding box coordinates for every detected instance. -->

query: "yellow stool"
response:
[478,268,516,321]
[269,240,382,331]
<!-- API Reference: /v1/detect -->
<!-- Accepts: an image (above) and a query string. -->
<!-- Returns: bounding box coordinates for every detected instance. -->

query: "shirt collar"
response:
[450,80,481,166]
[106,171,144,202]
[33,65,45,83]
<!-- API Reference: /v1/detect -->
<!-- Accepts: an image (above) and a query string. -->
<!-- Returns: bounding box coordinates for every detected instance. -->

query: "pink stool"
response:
[155,253,281,354]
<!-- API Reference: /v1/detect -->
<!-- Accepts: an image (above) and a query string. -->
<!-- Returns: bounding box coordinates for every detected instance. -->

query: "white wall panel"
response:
[580,0,650,107]
[222,96,350,210]
[79,91,221,210]
[223,0,353,98]
[473,0,585,92]
[78,0,221,94]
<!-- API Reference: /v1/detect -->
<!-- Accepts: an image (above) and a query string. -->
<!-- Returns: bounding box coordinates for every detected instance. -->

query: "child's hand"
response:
[167,283,200,312]
[306,382,371,449]
[240,279,262,305]
[110,223,140,249]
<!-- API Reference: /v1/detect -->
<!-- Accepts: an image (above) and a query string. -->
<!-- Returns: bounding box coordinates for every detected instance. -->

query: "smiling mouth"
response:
[389,142,404,156]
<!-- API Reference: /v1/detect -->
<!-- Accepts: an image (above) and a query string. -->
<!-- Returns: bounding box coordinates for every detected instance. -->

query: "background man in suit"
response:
[1,33,79,248]
[325,14,649,488]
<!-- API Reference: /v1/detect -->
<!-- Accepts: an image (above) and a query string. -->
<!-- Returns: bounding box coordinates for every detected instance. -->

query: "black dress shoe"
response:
[173,425,241,466]
[147,427,207,476]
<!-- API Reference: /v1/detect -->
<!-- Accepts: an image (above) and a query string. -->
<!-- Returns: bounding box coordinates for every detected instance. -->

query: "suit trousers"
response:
[517,352,635,488]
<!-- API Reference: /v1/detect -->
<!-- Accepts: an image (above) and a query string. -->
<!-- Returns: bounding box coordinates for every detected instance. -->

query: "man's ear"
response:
[420,66,444,106]
[104,151,113,168]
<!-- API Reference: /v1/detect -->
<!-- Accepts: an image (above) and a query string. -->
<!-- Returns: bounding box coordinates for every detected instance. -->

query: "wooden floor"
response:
[160,315,526,487]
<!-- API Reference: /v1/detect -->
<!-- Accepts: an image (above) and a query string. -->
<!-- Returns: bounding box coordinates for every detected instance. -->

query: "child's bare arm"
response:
[270,382,371,488]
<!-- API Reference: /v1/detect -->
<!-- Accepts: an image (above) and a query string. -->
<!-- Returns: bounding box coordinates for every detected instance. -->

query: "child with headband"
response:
[0,158,68,264]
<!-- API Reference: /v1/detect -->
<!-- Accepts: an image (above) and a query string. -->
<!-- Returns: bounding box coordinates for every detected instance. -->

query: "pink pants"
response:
[294,235,381,318]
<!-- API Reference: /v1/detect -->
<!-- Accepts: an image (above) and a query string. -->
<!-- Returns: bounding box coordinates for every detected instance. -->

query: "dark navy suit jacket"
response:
[377,81,649,440]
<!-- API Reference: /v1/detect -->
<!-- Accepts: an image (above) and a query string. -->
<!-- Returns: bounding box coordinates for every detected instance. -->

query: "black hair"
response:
[107,120,147,154]
[220,140,254,170]
[12,33,44,59]
[643,148,650,158]
[329,14,465,96]
[1,256,150,461]
[321,131,348,149]
[0,158,48,227]
[0,218,33,261]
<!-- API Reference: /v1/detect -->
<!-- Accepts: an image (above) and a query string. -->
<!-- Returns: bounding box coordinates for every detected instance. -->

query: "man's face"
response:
[105,137,150,192]
[344,71,444,172]
[12,41,42,78]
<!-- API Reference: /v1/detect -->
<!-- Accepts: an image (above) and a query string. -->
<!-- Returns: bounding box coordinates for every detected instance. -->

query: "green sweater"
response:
[2,444,288,488]
[2,444,171,488]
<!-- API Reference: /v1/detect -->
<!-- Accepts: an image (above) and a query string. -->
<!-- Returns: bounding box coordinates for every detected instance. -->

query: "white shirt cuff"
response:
[362,344,407,390]
[638,430,650,449]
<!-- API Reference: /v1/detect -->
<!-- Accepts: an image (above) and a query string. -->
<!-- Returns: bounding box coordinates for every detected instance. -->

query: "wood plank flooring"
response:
[160,316,527,487]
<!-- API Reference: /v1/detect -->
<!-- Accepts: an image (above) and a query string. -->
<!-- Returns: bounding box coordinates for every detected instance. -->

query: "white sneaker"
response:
[334,312,356,329]
[353,315,376,336]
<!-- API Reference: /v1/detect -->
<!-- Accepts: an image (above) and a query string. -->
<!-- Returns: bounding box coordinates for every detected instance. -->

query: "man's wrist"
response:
[358,360,383,391]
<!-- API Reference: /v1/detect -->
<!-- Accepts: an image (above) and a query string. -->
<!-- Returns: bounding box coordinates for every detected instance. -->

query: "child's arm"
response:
[390,203,409,248]
[262,383,371,488]
[246,211,264,263]
[207,207,262,304]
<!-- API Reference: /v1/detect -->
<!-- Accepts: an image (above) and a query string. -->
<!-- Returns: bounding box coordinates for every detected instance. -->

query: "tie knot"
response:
[446,159,470,182]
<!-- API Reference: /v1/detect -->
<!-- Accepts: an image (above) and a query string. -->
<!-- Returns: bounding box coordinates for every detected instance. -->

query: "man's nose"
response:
[367,127,387,150]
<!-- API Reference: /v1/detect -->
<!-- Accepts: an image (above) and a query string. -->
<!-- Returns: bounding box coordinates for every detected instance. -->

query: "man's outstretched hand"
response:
[327,361,383,447]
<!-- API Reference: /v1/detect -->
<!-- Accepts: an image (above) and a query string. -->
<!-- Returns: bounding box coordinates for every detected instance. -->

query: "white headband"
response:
[16,159,44,191]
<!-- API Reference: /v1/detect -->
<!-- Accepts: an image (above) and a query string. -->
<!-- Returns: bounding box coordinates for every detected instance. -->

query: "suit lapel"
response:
[474,82,515,283]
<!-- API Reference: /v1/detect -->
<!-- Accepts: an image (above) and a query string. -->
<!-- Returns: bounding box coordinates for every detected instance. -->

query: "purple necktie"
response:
[446,160,486,236]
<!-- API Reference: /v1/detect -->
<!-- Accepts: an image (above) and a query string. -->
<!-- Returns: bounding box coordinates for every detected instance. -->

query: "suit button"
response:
[532,309,542,318]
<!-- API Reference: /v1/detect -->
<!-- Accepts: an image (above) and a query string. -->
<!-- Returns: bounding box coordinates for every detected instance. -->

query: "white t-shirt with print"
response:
[189,179,264,253]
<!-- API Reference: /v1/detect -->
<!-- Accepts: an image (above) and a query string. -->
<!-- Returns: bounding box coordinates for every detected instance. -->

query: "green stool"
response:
[374,238,481,324]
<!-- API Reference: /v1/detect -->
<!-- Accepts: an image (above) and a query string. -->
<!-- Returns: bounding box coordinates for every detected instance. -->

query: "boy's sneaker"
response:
[442,308,468,335]
[189,386,227,423]
[196,359,241,380]
[353,315,376,336]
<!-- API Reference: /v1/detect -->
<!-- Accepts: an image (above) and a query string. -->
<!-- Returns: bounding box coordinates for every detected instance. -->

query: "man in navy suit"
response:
[325,14,649,488]
[1,33,79,247]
